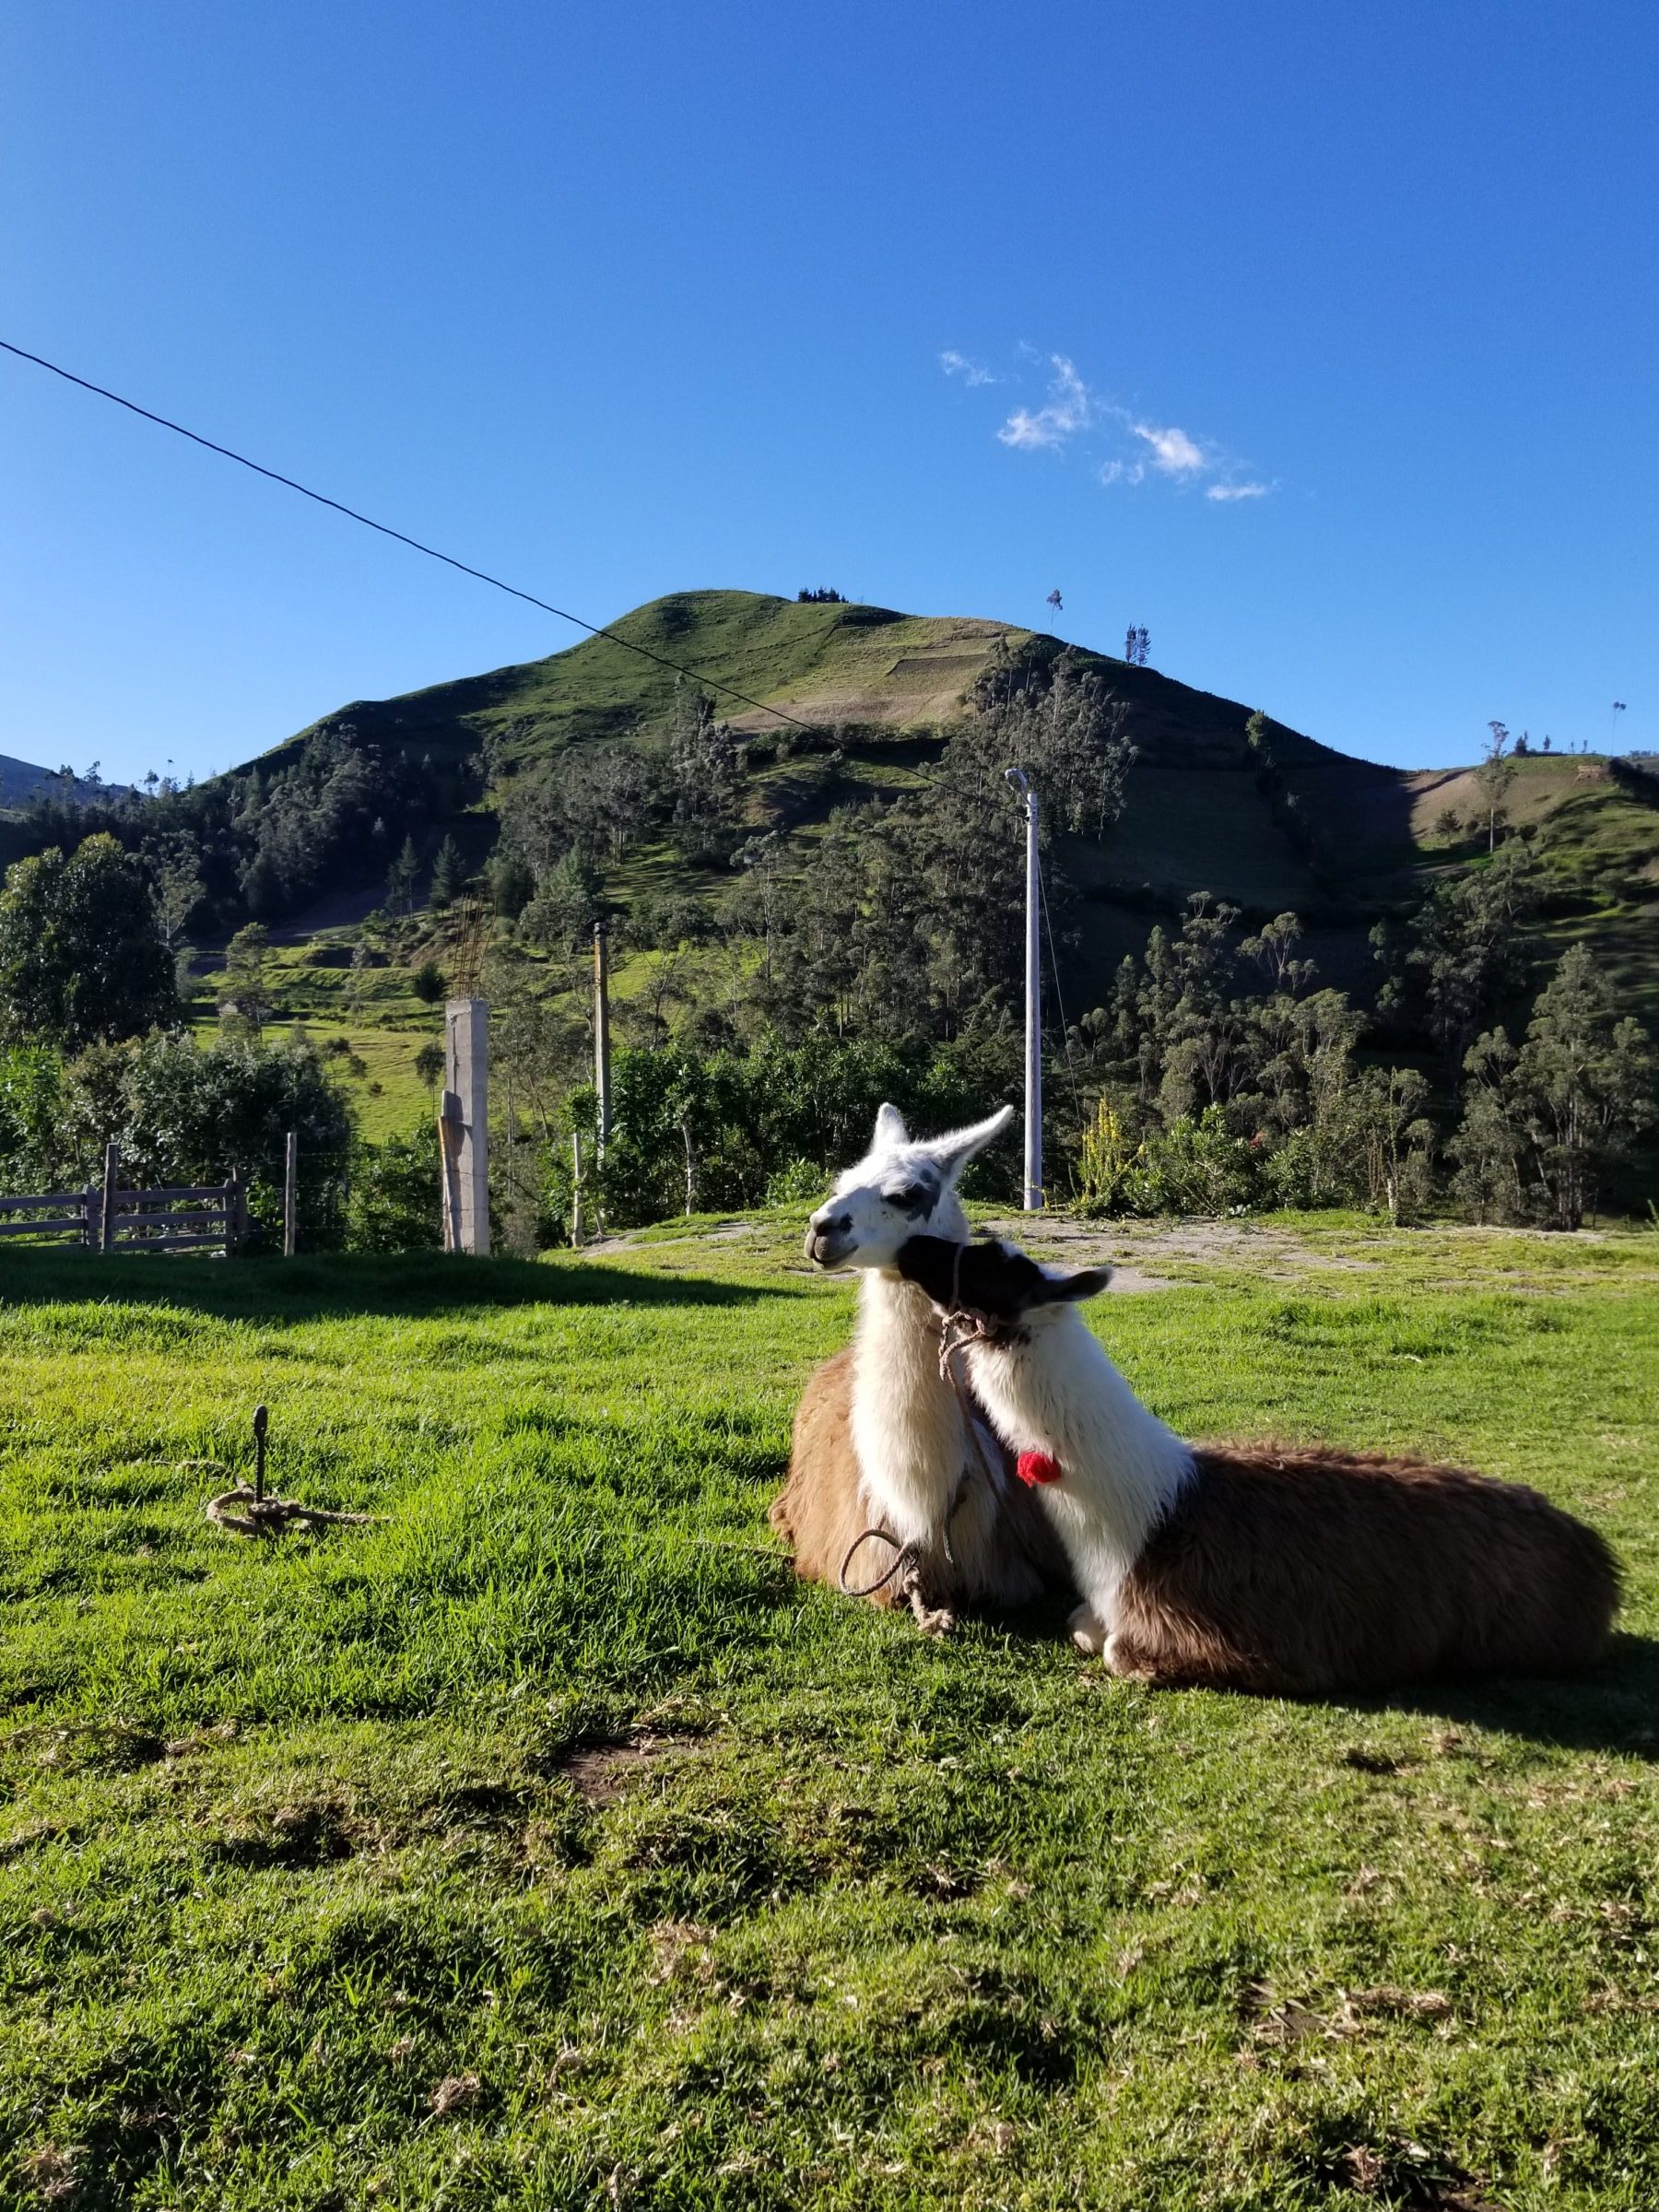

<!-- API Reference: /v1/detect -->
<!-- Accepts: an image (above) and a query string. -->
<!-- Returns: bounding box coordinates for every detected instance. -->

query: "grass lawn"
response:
[2,1215,1657,2208]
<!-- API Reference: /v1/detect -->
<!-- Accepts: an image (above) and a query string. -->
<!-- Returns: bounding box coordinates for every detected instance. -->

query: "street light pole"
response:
[1005,767,1042,1210]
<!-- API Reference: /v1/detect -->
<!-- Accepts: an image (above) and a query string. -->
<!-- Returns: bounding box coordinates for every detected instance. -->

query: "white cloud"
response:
[997,355,1091,449]
[939,349,997,386]
[1133,420,1206,475]
[957,346,1274,501]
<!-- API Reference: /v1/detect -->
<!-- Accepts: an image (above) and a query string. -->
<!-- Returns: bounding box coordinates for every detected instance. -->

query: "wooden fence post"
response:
[228,1171,248,1255]
[100,1144,119,1254]
[443,999,489,1254]
[283,1131,298,1257]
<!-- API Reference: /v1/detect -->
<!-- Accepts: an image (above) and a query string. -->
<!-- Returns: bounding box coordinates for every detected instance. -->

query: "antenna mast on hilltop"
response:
[1004,768,1042,1211]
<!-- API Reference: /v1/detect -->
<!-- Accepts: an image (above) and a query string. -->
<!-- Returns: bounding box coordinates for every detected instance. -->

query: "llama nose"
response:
[804,1211,853,1265]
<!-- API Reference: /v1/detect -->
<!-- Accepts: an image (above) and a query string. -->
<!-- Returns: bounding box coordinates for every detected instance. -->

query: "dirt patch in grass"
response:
[554,1733,690,1806]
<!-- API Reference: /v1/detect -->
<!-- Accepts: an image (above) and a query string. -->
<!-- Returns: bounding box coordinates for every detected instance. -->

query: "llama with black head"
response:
[896,1233,1619,1693]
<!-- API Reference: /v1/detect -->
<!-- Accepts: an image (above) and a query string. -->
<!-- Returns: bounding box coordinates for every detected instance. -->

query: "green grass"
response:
[4,1216,1658,2206]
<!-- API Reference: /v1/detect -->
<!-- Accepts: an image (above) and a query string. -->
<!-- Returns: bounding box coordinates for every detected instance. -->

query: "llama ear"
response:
[933,1103,1017,1182]
[1032,1265,1113,1306]
[873,1102,909,1149]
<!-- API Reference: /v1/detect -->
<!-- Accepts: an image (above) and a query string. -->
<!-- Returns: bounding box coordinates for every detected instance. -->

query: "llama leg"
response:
[1069,1602,1107,1656]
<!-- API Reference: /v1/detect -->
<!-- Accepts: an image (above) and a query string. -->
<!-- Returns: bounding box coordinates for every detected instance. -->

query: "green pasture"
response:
[2,1216,1657,2208]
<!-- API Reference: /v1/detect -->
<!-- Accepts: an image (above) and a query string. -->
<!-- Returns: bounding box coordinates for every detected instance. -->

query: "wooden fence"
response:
[0,1145,248,1254]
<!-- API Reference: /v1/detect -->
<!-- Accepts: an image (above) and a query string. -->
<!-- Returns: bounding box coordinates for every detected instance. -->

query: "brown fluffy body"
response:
[1103,1440,1620,1694]
[770,1349,1071,1614]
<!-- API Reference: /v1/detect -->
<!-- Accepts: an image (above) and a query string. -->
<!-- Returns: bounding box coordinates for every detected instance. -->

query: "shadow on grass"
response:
[0,1249,804,1321]
[1364,1632,1659,1760]
[991,1602,1659,1760]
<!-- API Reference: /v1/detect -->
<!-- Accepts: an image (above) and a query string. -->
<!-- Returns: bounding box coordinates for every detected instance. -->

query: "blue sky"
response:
[2,1,1653,783]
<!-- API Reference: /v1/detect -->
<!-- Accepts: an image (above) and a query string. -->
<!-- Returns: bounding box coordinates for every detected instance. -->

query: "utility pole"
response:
[593,922,612,1158]
[1004,767,1042,1210]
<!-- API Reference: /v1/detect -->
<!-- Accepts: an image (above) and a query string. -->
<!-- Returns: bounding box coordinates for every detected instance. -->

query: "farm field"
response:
[3,1216,1658,2208]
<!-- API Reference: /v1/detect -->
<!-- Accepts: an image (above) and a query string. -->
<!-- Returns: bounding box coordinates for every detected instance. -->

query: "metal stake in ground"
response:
[203,1402,379,1540]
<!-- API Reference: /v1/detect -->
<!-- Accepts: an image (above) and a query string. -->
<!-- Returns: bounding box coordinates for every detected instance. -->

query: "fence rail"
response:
[0,1147,248,1253]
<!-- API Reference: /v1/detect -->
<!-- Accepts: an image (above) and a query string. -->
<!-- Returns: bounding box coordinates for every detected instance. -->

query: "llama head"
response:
[803,1102,1016,1271]
[894,1232,1112,1332]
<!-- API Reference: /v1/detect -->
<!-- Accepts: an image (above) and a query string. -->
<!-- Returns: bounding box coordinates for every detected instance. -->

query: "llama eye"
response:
[888,1182,934,1217]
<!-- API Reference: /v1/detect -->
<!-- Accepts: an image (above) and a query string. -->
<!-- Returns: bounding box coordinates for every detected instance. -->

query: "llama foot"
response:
[1101,1631,1160,1682]
[1069,1603,1106,1657]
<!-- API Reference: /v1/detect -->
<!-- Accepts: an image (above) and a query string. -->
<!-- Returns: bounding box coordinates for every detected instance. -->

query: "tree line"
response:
[2,644,1653,1242]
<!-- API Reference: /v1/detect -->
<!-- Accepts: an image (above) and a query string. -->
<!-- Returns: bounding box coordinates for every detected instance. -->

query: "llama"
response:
[895,1233,1620,1692]
[769,1105,1070,1631]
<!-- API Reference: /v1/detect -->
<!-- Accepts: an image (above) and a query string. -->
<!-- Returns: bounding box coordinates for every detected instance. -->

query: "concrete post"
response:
[444,998,489,1254]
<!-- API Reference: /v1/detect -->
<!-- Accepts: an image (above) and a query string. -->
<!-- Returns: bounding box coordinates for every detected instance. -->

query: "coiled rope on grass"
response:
[191,1406,381,1540]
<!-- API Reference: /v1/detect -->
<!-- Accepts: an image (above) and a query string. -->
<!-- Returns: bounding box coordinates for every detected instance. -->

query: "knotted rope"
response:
[204,1485,380,1539]
[838,1524,922,1599]
[198,1405,380,1541]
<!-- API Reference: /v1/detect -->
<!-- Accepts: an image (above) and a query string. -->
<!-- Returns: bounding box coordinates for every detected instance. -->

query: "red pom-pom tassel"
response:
[1016,1450,1064,1488]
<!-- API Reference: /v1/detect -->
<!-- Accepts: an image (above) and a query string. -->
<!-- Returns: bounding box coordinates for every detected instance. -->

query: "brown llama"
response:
[895,1234,1620,1695]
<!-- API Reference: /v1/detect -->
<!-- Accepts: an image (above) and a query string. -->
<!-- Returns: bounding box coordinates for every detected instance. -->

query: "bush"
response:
[1076,1096,1140,1215]
[764,1158,825,1207]
[411,959,446,1005]
[1127,1108,1258,1217]
[1257,1125,1322,1210]
[586,1034,1020,1229]
[345,1124,441,1253]
[0,1044,75,1191]
[118,1033,354,1250]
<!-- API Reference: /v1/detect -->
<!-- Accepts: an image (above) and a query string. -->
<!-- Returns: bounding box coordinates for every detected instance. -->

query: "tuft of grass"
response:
[2,1219,1657,2206]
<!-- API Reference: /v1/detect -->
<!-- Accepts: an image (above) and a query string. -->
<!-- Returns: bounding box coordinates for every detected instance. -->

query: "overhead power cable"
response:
[0,333,1021,822]
[0,335,820,735]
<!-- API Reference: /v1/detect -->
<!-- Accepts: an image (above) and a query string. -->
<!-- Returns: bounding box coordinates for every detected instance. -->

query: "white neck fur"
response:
[849,1269,972,1547]
[964,1306,1193,1606]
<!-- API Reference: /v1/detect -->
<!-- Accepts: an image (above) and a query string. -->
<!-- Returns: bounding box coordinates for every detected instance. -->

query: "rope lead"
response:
[201,1406,380,1540]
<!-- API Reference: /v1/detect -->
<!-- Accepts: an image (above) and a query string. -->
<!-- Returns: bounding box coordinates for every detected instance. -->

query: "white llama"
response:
[770,1105,1069,1630]
[896,1233,1619,1692]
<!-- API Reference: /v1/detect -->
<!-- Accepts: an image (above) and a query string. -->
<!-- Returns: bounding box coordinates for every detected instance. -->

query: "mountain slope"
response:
[0,756,129,807]
[270,587,1414,899]
[234,590,1658,1038]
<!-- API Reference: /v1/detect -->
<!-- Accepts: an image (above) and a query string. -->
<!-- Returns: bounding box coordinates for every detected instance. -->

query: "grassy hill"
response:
[208,591,1656,1127]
